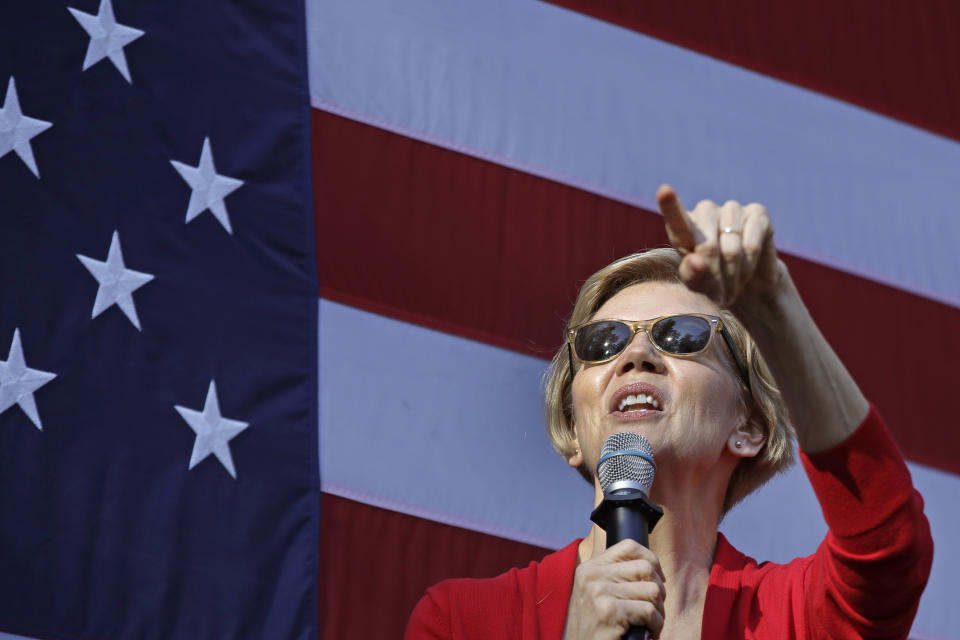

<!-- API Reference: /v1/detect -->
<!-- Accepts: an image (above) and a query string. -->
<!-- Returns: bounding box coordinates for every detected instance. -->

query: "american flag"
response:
[1,2,318,638]
[4,1,958,639]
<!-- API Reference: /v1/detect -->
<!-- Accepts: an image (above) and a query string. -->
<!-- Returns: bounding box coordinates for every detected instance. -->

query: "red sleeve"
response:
[404,587,452,639]
[403,573,525,639]
[799,404,933,639]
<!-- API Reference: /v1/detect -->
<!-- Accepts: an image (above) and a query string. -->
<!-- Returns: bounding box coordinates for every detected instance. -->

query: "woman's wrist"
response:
[730,259,797,337]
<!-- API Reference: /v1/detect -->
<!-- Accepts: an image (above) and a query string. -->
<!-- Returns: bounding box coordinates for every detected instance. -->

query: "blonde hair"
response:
[543,248,794,515]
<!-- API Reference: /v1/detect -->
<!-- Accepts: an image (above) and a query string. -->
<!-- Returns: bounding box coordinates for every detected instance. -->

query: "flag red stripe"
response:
[543,0,960,143]
[312,108,960,476]
[319,492,550,640]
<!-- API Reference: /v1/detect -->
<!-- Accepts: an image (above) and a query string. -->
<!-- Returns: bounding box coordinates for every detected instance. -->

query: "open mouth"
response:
[610,383,665,416]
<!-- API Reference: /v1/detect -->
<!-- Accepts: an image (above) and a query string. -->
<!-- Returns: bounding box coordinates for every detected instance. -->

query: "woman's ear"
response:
[567,439,583,468]
[727,422,765,458]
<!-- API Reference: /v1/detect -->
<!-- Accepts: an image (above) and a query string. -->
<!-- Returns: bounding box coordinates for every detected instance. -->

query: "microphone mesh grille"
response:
[597,432,655,493]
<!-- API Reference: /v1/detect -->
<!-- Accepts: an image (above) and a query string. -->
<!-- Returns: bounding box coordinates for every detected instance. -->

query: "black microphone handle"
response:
[604,504,650,547]
[605,505,651,640]
[591,493,663,640]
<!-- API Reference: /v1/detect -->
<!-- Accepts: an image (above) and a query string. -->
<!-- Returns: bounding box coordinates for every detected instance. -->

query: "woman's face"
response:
[570,281,745,483]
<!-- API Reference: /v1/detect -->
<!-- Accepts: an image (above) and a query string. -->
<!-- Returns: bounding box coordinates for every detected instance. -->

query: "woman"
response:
[405,185,933,639]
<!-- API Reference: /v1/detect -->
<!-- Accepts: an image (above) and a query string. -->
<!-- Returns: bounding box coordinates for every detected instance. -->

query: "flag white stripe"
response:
[318,300,593,550]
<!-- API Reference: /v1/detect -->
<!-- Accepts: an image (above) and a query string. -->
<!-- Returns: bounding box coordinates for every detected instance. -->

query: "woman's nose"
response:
[616,330,666,376]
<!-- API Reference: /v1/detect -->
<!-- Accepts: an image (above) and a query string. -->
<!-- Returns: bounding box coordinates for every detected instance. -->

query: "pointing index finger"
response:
[657,184,695,252]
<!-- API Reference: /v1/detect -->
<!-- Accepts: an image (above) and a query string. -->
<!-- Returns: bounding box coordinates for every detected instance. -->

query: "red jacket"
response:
[406,407,933,639]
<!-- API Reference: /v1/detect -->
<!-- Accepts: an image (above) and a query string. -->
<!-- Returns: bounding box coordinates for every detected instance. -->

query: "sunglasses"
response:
[566,313,750,387]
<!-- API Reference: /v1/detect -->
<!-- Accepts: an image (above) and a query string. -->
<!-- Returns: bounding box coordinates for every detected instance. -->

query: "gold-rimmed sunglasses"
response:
[566,313,750,387]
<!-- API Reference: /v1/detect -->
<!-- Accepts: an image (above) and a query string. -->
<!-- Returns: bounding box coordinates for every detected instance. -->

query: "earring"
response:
[735,441,742,449]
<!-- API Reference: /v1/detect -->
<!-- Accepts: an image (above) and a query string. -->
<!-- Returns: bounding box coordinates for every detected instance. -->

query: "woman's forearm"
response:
[734,261,869,452]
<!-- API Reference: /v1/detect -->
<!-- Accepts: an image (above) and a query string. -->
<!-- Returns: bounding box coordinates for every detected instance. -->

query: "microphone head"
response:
[597,432,656,495]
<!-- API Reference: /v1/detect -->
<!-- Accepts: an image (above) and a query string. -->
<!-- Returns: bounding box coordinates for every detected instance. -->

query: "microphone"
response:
[590,432,664,640]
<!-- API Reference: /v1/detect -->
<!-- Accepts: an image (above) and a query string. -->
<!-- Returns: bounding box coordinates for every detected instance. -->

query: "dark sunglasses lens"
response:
[650,315,712,354]
[575,321,632,362]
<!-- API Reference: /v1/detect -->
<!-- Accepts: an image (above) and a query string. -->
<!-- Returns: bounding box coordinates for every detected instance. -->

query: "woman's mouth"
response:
[609,383,665,419]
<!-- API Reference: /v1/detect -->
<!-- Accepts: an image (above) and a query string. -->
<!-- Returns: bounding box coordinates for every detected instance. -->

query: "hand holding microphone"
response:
[564,538,666,640]
[564,433,665,639]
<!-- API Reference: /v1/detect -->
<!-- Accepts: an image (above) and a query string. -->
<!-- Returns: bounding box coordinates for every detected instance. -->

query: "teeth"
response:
[617,393,660,412]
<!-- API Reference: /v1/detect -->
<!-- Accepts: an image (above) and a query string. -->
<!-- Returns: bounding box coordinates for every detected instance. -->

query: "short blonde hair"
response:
[543,248,794,515]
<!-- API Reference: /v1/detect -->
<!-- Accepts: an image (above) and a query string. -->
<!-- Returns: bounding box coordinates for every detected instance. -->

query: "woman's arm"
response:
[655,185,868,451]
[732,268,868,452]
[798,406,932,638]
[657,184,931,638]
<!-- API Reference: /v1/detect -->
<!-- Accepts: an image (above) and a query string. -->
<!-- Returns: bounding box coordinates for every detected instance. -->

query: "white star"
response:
[0,77,53,178]
[68,0,145,84]
[170,137,245,235]
[0,329,57,431]
[77,230,155,331]
[175,380,250,479]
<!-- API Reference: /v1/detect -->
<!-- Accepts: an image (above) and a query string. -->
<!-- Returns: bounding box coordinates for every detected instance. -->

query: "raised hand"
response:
[656,184,784,309]
[656,183,869,451]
